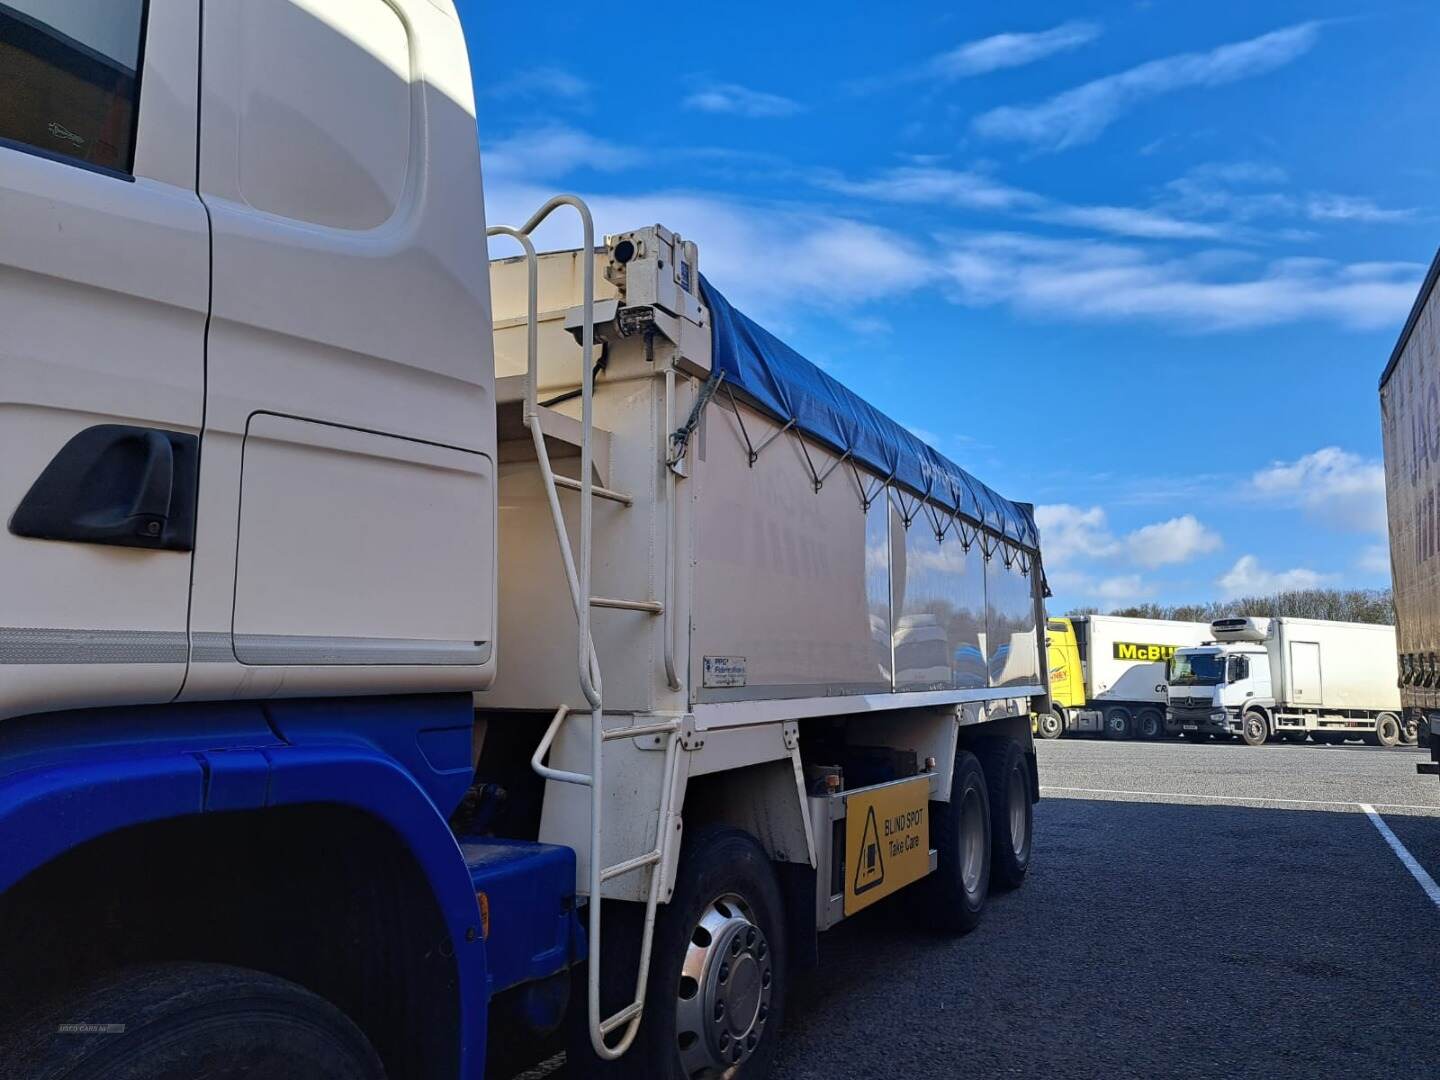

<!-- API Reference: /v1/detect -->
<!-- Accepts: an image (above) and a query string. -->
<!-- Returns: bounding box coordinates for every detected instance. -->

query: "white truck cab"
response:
[1166,620,1273,740]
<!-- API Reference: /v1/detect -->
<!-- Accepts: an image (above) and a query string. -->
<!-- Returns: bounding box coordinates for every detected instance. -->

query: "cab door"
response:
[0,1,207,719]
[1046,618,1085,709]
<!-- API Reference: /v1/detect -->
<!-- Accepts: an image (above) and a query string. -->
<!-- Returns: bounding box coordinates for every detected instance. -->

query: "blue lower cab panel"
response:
[460,837,579,995]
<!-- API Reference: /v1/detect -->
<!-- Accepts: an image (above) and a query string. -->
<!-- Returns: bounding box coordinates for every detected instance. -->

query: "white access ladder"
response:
[487,197,682,1061]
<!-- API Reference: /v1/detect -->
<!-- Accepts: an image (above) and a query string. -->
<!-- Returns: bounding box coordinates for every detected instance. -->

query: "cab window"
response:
[0,0,147,174]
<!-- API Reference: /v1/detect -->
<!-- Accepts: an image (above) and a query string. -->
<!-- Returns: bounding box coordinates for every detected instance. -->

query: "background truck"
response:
[1380,246,1440,780]
[0,3,1051,1077]
[1165,617,1405,747]
[1044,615,1211,740]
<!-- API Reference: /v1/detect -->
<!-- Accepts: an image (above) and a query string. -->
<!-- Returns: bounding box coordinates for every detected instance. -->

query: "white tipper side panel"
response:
[480,252,683,715]
[185,0,498,700]
[1083,616,1212,703]
[1271,618,1400,712]
[0,0,207,721]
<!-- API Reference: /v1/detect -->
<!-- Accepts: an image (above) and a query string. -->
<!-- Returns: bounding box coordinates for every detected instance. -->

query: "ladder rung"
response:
[600,848,662,882]
[602,719,681,742]
[590,596,663,614]
[599,1001,643,1036]
[552,474,634,506]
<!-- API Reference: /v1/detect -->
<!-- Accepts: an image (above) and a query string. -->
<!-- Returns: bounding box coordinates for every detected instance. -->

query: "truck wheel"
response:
[1136,708,1164,741]
[1401,716,1419,746]
[915,750,991,933]
[576,827,786,1079]
[1240,710,1269,747]
[1036,711,1063,740]
[1375,713,1401,748]
[1103,707,1133,740]
[979,739,1033,890]
[0,963,385,1080]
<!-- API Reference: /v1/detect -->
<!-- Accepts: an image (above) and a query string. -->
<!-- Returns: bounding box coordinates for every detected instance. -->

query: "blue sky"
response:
[460,1,1438,613]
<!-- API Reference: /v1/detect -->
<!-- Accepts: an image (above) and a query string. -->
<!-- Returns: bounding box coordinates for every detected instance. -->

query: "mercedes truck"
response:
[1166,618,1404,747]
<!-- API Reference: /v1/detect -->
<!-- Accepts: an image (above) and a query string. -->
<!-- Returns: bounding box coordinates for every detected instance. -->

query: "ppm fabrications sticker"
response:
[703,655,747,688]
[843,776,930,916]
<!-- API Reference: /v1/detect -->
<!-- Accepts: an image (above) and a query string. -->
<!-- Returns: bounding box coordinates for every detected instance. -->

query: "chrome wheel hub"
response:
[675,894,772,1077]
[960,787,985,893]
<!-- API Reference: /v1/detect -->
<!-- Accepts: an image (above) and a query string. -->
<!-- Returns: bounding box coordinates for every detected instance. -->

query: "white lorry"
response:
[0,4,1051,1077]
[1046,615,1211,739]
[1165,618,1404,747]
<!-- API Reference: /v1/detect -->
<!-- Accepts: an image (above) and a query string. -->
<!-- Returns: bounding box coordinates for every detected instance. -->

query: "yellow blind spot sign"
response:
[843,776,930,916]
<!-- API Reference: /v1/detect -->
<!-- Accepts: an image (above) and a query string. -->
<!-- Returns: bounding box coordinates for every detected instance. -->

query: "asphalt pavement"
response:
[516,738,1440,1079]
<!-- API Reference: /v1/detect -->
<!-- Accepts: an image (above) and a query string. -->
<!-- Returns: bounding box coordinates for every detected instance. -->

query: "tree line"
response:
[1067,588,1394,626]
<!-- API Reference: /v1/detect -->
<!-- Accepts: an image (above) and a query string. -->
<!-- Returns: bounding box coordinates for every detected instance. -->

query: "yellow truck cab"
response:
[1042,617,1084,737]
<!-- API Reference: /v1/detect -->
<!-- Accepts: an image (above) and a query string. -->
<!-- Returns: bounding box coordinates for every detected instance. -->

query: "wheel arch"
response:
[0,722,491,1079]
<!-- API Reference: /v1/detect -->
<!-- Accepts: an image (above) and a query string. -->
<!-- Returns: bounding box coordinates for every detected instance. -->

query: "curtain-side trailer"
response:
[1380,247,1440,779]
[1044,615,1211,740]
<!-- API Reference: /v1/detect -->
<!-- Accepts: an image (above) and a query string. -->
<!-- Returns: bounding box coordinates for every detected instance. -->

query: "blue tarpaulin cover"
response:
[701,276,1039,552]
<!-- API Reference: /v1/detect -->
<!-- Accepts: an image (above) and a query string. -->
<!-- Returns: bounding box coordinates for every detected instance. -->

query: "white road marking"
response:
[1359,803,1440,909]
[1042,785,1440,814]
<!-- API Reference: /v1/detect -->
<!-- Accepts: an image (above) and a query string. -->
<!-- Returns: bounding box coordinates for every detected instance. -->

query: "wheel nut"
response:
[714,1001,725,1022]
[718,963,729,983]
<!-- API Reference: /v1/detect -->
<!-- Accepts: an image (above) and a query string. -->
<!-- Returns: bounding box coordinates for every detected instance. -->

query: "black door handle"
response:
[10,425,198,551]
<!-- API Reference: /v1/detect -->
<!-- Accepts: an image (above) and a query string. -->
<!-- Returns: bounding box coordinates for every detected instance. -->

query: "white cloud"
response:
[822,165,1225,240]
[1048,570,1151,606]
[683,83,803,118]
[818,166,1038,211]
[940,232,1423,330]
[1035,204,1224,240]
[1126,515,1223,567]
[974,22,1322,150]
[926,21,1102,78]
[487,67,590,102]
[1251,447,1387,532]
[486,181,926,319]
[1358,543,1391,576]
[1305,194,1415,224]
[1034,505,1120,565]
[1218,555,1329,597]
[1035,505,1220,569]
[484,127,639,179]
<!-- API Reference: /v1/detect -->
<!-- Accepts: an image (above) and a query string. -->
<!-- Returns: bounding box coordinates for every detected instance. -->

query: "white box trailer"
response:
[1166,617,1403,745]
[1379,247,1440,775]
[1047,615,1211,739]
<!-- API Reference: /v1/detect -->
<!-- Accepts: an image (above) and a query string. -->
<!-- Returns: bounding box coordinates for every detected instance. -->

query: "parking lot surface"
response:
[517,738,1440,1079]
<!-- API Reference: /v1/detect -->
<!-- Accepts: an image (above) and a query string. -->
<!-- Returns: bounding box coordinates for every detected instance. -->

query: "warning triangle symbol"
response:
[853,806,886,895]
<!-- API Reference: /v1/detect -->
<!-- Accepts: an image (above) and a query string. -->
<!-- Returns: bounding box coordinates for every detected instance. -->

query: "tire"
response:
[1136,708,1164,741]
[0,963,385,1080]
[1240,710,1269,748]
[570,827,787,1079]
[1103,707,1133,741]
[1401,716,1420,746]
[1375,713,1401,748]
[914,750,991,933]
[978,739,1033,890]
[1036,711,1064,740]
